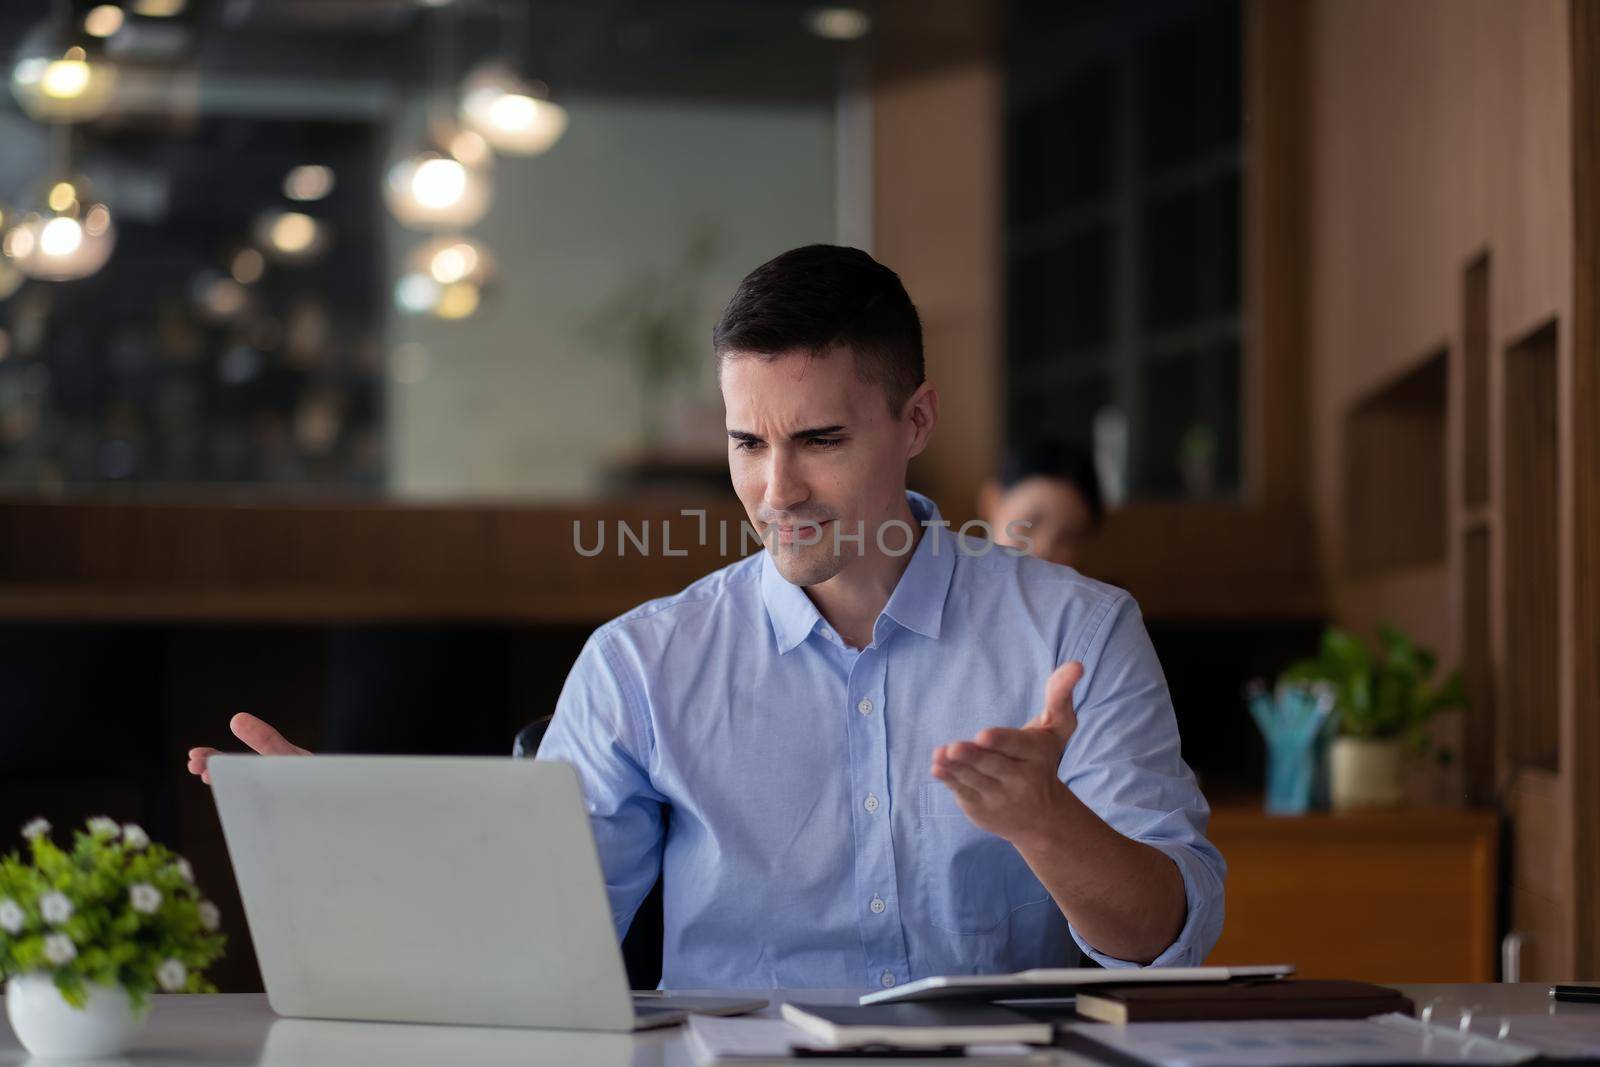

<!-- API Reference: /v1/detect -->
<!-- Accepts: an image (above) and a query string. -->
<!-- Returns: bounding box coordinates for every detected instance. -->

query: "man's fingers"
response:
[1040,660,1084,740]
[940,741,1023,780]
[229,713,307,756]
[186,747,218,777]
[934,776,983,808]
[932,757,998,794]
[974,727,1060,763]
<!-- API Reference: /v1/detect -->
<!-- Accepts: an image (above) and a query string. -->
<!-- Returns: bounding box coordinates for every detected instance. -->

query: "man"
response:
[978,442,1107,570]
[188,245,1224,990]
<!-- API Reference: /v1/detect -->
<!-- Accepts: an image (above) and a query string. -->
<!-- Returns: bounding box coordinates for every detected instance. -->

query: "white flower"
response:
[86,816,119,838]
[20,818,49,841]
[38,891,73,925]
[175,857,194,883]
[155,958,187,992]
[121,824,149,849]
[197,901,220,932]
[43,934,76,965]
[128,883,161,915]
[0,898,24,934]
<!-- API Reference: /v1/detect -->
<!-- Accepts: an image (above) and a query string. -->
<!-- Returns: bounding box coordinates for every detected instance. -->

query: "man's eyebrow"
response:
[726,425,848,442]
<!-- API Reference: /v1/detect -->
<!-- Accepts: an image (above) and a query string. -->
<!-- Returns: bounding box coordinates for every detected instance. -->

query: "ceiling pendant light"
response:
[459,63,568,157]
[4,172,116,281]
[384,138,492,231]
[10,1,118,124]
[386,3,493,230]
[394,234,495,320]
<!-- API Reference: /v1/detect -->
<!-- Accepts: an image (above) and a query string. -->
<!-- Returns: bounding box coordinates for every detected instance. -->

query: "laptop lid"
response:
[209,754,638,1031]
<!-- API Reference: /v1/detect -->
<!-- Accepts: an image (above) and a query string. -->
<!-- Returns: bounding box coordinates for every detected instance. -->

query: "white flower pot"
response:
[1329,736,1408,811]
[5,972,146,1058]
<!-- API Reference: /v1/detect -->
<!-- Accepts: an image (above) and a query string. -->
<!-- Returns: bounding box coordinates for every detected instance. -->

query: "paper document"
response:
[1067,1014,1539,1067]
[685,1015,1045,1064]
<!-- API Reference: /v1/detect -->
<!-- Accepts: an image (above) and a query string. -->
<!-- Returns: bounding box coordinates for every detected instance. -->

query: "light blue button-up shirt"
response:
[537,491,1225,989]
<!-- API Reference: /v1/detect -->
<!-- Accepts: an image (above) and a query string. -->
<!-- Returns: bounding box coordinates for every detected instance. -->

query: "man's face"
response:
[990,476,1096,569]
[721,348,918,587]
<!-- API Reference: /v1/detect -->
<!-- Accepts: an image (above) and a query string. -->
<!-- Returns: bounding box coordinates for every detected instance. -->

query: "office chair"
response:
[513,715,667,989]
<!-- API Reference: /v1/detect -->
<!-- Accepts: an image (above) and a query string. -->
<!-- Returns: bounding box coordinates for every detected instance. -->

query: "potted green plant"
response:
[1281,623,1466,810]
[0,816,226,1058]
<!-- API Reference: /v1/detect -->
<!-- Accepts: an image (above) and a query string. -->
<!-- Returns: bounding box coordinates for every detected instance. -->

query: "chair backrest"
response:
[512,715,554,759]
[512,714,666,989]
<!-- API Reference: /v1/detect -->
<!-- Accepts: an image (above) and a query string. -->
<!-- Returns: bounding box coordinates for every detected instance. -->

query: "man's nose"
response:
[763,446,810,513]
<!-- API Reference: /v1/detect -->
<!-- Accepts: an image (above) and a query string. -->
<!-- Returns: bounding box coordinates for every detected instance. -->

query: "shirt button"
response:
[863,793,879,814]
[857,698,873,715]
[870,895,886,914]
[881,971,897,988]
[818,626,833,641]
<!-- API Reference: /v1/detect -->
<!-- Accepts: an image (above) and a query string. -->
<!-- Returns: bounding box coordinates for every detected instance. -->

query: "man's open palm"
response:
[186,713,309,785]
[930,659,1083,843]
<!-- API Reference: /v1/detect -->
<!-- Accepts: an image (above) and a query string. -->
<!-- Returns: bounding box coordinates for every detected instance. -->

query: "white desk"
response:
[1,984,1593,1066]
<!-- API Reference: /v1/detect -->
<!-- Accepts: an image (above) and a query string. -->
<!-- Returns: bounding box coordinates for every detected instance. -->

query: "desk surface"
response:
[2,984,1595,1066]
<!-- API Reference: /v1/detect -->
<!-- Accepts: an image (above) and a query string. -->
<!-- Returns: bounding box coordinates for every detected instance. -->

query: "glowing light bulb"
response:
[435,282,480,320]
[41,59,91,99]
[458,64,569,156]
[270,212,316,254]
[83,6,124,38]
[807,7,871,40]
[47,182,76,213]
[283,164,335,202]
[39,216,84,257]
[411,158,466,209]
[428,242,478,284]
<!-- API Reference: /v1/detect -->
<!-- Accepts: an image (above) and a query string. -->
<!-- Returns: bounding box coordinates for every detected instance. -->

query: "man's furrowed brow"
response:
[726,425,848,443]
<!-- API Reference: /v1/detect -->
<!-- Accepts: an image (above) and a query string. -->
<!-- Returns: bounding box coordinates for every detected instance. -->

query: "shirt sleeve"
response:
[534,627,668,940]
[1058,593,1227,967]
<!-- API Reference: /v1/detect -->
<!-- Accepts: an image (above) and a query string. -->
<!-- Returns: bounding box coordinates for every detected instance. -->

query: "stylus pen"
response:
[1550,985,1600,1003]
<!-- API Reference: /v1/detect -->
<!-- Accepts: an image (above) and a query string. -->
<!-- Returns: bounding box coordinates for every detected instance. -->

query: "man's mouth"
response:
[773,519,831,545]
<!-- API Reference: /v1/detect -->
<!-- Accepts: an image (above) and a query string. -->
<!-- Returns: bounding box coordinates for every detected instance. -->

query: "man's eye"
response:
[732,439,763,452]
[808,437,842,449]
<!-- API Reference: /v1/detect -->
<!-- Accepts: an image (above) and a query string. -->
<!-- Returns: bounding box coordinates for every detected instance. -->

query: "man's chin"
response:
[768,544,845,588]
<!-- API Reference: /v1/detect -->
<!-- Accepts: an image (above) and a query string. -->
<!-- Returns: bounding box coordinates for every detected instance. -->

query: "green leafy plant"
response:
[1281,623,1467,751]
[0,817,226,1012]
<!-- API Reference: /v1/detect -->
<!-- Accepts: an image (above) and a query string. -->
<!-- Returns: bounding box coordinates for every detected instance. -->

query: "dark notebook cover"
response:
[1074,979,1414,1024]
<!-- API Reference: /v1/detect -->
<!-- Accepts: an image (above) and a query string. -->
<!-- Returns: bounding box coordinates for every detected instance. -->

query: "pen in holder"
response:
[1246,681,1334,816]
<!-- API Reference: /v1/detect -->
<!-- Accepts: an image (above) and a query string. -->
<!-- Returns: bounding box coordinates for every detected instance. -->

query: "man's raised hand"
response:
[185,713,310,785]
[930,660,1083,844]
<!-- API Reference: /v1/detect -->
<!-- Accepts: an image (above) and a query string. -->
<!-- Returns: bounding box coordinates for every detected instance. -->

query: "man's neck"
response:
[805,495,923,649]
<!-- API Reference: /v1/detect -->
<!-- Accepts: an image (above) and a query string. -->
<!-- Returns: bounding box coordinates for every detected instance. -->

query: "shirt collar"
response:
[760,490,957,654]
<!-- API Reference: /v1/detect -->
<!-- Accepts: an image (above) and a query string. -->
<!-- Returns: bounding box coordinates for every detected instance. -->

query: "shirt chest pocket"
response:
[915,782,1050,935]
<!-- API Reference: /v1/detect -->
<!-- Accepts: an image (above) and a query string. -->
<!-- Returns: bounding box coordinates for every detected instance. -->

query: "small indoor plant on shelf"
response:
[0,816,226,1058]
[1282,623,1467,810]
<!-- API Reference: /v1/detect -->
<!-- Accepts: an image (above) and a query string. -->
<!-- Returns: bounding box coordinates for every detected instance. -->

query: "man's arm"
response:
[535,629,668,941]
[932,596,1224,966]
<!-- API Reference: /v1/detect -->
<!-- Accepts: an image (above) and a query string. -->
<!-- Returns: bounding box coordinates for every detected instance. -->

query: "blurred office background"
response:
[0,0,1595,990]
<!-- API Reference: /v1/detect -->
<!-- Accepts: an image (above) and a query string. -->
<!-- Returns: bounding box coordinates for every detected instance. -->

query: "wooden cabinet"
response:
[1204,807,1498,983]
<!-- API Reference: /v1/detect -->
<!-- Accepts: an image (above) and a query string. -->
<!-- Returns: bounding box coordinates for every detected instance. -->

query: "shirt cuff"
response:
[1068,838,1225,968]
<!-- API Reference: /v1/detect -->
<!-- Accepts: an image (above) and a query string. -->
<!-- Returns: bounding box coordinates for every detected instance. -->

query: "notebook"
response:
[857,964,1295,1006]
[779,1002,1055,1048]
[686,1015,1052,1064]
[1063,1014,1543,1067]
[1073,979,1413,1023]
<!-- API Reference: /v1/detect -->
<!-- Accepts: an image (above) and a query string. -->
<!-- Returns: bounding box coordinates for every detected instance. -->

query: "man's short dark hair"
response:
[712,245,925,416]
[1000,442,1107,531]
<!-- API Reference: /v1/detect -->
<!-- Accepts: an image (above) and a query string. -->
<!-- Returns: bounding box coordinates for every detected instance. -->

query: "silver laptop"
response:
[208,754,765,1030]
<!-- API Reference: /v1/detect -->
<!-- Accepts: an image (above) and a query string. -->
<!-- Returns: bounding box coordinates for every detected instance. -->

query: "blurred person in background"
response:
[978,442,1106,570]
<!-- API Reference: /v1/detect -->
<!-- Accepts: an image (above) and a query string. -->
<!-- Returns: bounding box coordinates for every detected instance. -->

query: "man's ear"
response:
[976,479,1001,524]
[904,382,939,460]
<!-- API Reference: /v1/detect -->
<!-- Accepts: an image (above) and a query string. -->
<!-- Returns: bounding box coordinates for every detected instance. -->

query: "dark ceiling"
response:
[0,0,997,113]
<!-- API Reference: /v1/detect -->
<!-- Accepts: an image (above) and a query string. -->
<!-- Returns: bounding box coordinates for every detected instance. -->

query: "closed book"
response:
[1073,980,1414,1024]
[780,1001,1054,1048]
